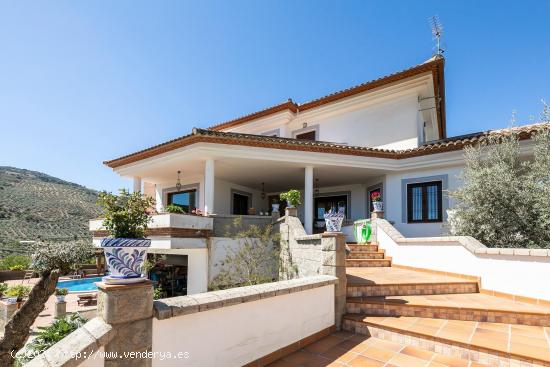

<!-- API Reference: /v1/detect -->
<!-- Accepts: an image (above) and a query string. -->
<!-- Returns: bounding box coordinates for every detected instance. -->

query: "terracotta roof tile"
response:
[103,122,550,168]
[208,56,445,133]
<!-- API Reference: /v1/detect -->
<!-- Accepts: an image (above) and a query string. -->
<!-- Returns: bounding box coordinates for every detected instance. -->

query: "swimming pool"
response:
[57,277,102,293]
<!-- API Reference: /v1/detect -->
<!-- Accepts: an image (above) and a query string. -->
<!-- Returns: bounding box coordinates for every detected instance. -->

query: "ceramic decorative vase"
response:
[286,200,294,208]
[272,203,280,212]
[324,208,346,232]
[101,238,151,285]
[5,297,17,305]
[354,220,372,244]
[373,201,384,212]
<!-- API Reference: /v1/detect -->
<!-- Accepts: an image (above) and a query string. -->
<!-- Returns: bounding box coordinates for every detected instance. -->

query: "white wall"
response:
[377,225,550,301]
[287,94,421,149]
[152,284,335,367]
[384,165,464,237]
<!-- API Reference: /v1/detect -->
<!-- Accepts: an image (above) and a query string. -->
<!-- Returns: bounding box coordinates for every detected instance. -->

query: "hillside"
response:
[0,167,101,253]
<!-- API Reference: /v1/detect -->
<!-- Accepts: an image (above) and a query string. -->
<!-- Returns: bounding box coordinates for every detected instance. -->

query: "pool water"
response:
[58,277,102,293]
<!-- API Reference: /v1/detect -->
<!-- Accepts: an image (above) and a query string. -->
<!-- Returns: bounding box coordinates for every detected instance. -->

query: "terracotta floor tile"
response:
[432,354,470,367]
[348,355,385,367]
[470,334,509,351]
[281,351,316,365]
[305,336,347,354]
[337,339,374,354]
[346,267,474,286]
[370,338,404,352]
[476,322,509,332]
[510,333,548,347]
[359,346,396,363]
[509,341,550,362]
[320,346,359,363]
[510,324,547,338]
[400,345,435,361]
[387,353,429,367]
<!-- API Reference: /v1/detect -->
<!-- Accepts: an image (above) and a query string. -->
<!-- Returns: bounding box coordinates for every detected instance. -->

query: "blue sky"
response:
[1,1,548,192]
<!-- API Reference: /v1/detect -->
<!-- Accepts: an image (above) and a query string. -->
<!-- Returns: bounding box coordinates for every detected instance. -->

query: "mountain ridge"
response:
[0,166,101,252]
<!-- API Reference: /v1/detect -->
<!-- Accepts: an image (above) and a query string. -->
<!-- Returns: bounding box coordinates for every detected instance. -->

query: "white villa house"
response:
[91,55,547,295]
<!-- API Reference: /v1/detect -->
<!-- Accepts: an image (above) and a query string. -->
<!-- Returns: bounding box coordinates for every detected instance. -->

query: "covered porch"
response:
[117,143,390,234]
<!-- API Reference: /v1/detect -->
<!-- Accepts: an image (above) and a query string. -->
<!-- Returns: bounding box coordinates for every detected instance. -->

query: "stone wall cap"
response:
[296,234,323,241]
[96,280,154,291]
[375,219,550,259]
[154,275,337,320]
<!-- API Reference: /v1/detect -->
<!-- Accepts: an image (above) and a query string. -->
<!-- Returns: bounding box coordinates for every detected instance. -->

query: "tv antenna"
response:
[429,15,444,56]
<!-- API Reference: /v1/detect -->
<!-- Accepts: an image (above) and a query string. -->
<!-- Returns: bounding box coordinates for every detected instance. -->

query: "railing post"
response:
[321,232,347,330]
[96,281,154,366]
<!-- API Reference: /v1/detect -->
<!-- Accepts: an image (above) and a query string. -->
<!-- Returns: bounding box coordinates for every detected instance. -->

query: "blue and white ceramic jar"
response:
[373,201,384,212]
[101,238,151,285]
[324,208,346,232]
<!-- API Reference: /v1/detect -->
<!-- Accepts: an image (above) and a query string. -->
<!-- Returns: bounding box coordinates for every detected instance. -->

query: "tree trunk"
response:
[0,270,59,366]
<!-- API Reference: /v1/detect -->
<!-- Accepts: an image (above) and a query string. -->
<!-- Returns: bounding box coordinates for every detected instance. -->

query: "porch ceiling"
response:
[127,155,385,191]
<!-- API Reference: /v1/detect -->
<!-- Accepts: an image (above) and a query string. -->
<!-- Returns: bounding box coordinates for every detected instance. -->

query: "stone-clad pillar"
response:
[54,301,67,318]
[96,281,154,367]
[321,232,347,330]
[0,300,17,333]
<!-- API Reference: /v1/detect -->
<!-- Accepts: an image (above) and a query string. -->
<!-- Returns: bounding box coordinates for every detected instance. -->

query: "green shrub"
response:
[280,189,301,207]
[17,313,86,365]
[55,288,68,296]
[0,255,30,271]
[0,283,7,296]
[97,189,155,238]
[6,285,31,300]
[9,265,26,271]
[164,204,185,214]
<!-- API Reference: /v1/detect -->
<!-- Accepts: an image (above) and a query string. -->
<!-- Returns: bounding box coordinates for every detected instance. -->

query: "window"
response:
[295,130,316,141]
[315,195,348,221]
[407,181,442,223]
[167,189,196,213]
[233,193,249,215]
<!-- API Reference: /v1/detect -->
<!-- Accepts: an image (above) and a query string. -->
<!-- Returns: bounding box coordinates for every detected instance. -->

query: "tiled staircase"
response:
[343,242,550,367]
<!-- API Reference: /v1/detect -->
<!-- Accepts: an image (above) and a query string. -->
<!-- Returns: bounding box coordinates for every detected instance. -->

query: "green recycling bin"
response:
[353,219,372,244]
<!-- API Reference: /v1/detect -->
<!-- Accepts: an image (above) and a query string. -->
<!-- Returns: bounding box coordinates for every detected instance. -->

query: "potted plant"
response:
[97,189,156,285]
[280,189,301,208]
[371,192,383,212]
[55,288,68,303]
[324,207,346,232]
[5,285,31,305]
[164,204,186,214]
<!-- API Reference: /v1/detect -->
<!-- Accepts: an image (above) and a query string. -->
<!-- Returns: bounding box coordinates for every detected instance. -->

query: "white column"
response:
[132,177,142,193]
[155,184,164,213]
[204,159,215,215]
[304,166,314,234]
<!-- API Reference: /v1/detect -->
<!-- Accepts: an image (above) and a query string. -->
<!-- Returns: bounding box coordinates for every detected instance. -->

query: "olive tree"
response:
[0,240,95,366]
[449,125,550,248]
[209,217,279,290]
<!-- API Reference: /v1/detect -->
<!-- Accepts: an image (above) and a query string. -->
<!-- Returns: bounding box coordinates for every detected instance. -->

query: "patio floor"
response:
[267,330,487,367]
[2,277,97,335]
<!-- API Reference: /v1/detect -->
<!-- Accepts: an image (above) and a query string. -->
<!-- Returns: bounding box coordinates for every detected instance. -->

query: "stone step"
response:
[266,331,487,367]
[346,258,391,268]
[346,250,385,259]
[345,293,550,327]
[342,315,550,367]
[346,281,479,297]
[346,243,378,252]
